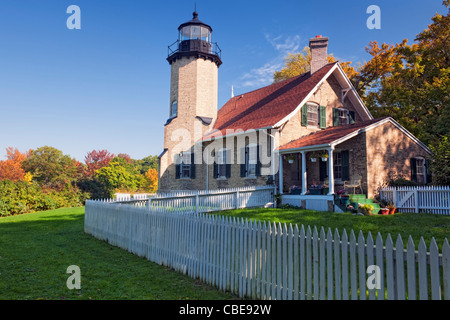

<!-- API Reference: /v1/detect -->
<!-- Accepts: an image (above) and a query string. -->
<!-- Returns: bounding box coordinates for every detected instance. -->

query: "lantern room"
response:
[167,11,222,66]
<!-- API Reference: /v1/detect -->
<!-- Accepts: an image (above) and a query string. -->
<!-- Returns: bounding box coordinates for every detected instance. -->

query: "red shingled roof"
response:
[278,117,389,151]
[203,63,337,140]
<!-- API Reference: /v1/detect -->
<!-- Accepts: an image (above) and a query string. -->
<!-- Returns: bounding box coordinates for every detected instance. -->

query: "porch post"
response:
[301,151,307,195]
[328,147,334,195]
[279,153,283,194]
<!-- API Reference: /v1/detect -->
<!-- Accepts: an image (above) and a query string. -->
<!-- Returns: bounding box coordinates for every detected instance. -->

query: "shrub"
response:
[0,180,87,217]
[358,204,374,216]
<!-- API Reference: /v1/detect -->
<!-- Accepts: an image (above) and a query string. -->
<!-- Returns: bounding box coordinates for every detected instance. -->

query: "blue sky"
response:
[0,0,446,162]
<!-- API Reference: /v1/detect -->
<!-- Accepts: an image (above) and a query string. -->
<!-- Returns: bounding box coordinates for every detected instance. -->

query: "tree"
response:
[143,168,158,193]
[360,2,449,147]
[135,155,159,174]
[0,147,31,182]
[84,149,115,177]
[273,46,359,85]
[429,135,450,185]
[94,157,144,197]
[117,153,132,164]
[22,146,78,189]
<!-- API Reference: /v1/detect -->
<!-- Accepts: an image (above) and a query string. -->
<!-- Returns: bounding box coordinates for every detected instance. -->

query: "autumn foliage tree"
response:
[22,146,78,190]
[143,168,158,193]
[0,147,31,182]
[273,46,359,85]
[84,149,115,177]
[361,1,449,148]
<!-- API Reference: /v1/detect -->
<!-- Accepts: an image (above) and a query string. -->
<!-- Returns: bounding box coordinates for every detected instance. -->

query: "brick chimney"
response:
[309,35,329,74]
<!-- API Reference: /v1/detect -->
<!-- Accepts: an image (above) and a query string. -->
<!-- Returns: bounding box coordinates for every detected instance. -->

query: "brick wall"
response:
[279,74,362,146]
[159,56,219,191]
[364,121,430,198]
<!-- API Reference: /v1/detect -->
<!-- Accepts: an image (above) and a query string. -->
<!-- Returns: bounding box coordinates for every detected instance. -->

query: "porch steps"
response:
[349,194,381,214]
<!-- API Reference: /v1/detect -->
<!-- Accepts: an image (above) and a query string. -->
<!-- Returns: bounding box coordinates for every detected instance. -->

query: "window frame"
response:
[245,143,258,178]
[307,103,320,127]
[338,108,349,126]
[170,101,178,118]
[180,152,192,179]
[415,157,426,184]
[333,151,342,180]
[216,148,228,179]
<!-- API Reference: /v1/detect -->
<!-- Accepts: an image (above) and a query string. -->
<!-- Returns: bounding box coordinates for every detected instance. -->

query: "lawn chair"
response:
[344,174,363,194]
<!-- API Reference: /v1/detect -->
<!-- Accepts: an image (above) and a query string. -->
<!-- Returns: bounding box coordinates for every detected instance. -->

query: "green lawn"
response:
[215,208,450,250]
[0,207,237,300]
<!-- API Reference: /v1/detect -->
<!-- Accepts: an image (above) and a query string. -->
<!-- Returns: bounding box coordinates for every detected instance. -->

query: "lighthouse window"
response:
[201,27,210,42]
[191,25,201,39]
[171,101,178,118]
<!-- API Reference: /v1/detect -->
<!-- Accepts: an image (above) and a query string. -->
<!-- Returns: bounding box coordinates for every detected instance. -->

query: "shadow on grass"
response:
[0,208,237,300]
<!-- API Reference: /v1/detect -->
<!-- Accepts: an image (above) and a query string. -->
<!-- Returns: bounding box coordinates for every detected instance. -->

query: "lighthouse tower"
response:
[159,11,222,191]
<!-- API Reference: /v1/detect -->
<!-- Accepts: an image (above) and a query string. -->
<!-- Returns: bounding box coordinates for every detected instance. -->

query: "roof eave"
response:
[273,63,339,128]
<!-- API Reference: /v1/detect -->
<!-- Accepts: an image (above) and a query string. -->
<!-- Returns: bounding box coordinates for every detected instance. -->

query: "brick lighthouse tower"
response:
[158,11,222,191]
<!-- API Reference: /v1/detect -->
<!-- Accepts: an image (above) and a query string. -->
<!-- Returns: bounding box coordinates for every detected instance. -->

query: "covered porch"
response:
[277,122,371,211]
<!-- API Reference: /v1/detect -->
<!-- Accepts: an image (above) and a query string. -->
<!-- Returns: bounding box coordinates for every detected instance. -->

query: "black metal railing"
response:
[168,40,221,58]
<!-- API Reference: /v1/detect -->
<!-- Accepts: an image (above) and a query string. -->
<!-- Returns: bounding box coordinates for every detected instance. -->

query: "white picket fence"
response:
[84,200,450,300]
[380,186,450,215]
[109,186,276,213]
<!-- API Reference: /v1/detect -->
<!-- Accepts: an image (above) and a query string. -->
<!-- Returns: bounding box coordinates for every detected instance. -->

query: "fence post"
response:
[196,192,199,214]
[393,188,398,208]
[414,189,419,213]
[235,191,240,209]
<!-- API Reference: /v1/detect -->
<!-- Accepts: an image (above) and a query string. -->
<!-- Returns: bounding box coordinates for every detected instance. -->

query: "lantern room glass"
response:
[179,25,211,43]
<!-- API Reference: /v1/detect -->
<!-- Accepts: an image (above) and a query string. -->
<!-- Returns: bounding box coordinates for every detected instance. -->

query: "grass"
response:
[214,208,450,250]
[0,207,237,300]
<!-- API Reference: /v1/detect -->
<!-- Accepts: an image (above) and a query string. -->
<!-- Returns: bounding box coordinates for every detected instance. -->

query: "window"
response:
[240,144,261,178]
[339,109,349,126]
[416,159,425,184]
[411,157,426,184]
[333,108,355,126]
[170,101,178,118]
[246,144,257,177]
[215,148,229,179]
[176,152,195,179]
[334,152,342,180]
[302,103,325,128]
[333,150,350,181]
[180,152,191,178]
[307,104,319,126]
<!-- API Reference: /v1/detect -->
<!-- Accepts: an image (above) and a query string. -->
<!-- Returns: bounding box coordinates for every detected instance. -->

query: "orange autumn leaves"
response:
[144,168,158,193]
[0,147,32,182]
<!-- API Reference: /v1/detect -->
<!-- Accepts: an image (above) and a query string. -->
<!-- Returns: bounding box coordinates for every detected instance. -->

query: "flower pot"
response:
[321,157,328,162]
[288,159,294,164]
[311,157,317,162]
[380,208,389,215]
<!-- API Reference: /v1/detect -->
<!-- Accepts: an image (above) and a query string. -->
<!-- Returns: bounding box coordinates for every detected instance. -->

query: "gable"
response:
[208,63,337,138]
[204,62,372,142]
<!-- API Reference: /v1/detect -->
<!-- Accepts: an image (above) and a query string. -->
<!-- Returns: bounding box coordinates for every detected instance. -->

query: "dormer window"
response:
[170,101,178,118]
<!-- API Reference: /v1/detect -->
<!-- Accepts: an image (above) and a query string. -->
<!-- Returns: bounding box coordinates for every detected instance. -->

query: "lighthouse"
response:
[159,11,222,191]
